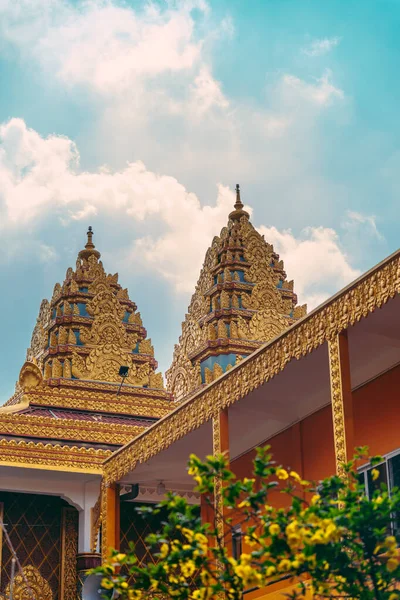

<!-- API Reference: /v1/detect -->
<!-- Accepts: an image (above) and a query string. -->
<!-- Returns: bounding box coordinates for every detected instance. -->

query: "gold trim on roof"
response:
[5,383,172,418]
[104,252,400,484]
[0,439,111,473]
[0,413,147,445]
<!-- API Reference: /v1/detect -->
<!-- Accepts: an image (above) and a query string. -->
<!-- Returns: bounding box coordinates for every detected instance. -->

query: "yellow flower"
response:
[244,535,258,547]
[182,528,194,542]
[291,559,300,569]
[181,559,196,578]
[266,565,276,577]
[290,470,302,482]
[111,552,126,563]
[120,582,128,589]
[101,578,114,590]
[389,594,399,600]
[160,543,169,558]
[278,559,291,572]
[387,558,398,572]
[276,468,289,480]
[371,468,380,481]
[238,500,250,508]
[287,533,301,548]
[385,536,397,548]
[269,523,280,536]
[311,494,320,505]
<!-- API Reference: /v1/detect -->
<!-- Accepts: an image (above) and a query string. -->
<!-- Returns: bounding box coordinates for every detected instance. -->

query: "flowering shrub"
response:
[94,446,400,599]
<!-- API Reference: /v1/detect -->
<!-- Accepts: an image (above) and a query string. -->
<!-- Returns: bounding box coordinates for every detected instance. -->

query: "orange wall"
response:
[226,364,400,600]
[353,363,400,457]
[231,404,336,488]
[231,363,400,488]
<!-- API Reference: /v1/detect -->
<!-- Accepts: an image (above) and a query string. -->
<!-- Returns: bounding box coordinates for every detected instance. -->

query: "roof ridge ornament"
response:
[229,183,249,221]
[78,225,101,261]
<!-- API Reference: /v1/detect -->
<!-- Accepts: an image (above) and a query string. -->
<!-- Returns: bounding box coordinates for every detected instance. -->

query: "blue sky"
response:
[0,0,398,401]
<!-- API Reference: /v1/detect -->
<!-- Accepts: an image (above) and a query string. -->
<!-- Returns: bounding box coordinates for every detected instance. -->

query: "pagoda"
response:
[166,185,307,401]
[0,227,172,462]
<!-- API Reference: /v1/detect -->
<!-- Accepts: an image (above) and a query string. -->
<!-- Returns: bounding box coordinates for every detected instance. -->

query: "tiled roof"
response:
[22,406,158,427]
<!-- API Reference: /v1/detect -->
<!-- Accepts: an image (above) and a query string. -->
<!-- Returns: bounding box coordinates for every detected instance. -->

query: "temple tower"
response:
[25,226,163,390]
[166,185,307,401]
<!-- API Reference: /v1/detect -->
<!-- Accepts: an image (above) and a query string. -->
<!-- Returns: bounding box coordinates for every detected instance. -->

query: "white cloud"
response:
[0,0,346,211]
[1,118,367,303]
[0,0,211,93]
[258,225,360,309]
[0,118,238,291]
[342,210,383,240]
[281,70,344,106]
[302,37,340,57]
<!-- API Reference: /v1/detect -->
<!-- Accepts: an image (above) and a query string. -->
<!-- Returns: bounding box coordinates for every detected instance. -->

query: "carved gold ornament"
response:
[0,438,111,473]
[60,508,79,600]
[166,190,306,401]
[5,565,53,600]
[25,228,164,390]
[328,336,347,477]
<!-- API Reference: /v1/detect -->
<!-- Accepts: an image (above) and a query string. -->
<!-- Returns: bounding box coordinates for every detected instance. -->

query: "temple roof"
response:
[166,185,307,401]
[0,228,172,457]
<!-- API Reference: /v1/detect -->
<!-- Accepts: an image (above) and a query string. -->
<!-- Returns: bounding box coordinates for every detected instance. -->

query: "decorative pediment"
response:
[5,565,53,600]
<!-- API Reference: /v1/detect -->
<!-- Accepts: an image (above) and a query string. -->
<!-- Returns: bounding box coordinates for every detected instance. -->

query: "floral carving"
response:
[5,565,52,600]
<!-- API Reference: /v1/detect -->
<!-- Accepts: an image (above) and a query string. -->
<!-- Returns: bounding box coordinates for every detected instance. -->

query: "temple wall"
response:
[231,405,336,491]
[231,363,400,490]
[353,363,400,457]
[229,363,400,600]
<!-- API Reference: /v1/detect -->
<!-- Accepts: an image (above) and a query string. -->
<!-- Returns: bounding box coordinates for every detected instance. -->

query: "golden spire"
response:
[229,184,249,221]
[78,226,101,261]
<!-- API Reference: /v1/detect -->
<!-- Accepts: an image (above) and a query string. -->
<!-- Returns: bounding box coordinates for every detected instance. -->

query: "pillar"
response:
[328,331,355,477]
[212,408,230,545]
[60,507,79,600]
[101,482,120,562]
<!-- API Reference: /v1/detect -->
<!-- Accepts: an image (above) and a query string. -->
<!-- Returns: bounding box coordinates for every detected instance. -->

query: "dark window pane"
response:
[232,526,242,560]
[390,454,400,490]
[367,463,388,498]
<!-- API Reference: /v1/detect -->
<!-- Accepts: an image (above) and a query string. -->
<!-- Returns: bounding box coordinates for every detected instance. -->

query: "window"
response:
[232,525,242,560]
[360,450,400,536]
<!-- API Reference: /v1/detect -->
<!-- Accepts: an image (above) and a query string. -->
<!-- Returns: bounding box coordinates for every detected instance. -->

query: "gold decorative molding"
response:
[0,413,147,445]
[91,493,102,553]
[0,439,111,473]
[60,508,79,600]
[212,414,224,545]
[104,253,400,484]
[5,565,53,600]
[100,481,109,562]
[4,377,172,417]
[328,336,347,477]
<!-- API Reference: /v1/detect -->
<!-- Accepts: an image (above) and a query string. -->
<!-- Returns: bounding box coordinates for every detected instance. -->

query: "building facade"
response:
[1,190,400,599]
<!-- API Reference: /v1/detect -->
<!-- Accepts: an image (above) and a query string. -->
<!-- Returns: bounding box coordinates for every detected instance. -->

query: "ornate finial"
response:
[78,225,101,261]
[86,226,94,249]
[229,183,249,221]
[234,184,244,211]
